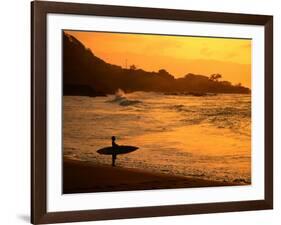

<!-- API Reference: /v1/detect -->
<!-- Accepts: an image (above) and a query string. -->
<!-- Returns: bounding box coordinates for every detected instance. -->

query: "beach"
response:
[63,158,238,194]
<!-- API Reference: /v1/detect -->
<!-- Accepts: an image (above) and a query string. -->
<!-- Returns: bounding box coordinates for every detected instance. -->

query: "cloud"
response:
[240,42,251,49]
[200,47,213,56]
[225,51,238,59]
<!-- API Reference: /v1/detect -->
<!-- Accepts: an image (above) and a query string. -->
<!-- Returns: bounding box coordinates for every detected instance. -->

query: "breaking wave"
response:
[108,89,142,106]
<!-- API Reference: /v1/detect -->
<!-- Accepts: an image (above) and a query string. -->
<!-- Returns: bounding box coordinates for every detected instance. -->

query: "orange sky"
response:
[65,30,252,88]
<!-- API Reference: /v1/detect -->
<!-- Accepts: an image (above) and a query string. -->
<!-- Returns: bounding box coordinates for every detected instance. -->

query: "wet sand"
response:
[63,158,238,194]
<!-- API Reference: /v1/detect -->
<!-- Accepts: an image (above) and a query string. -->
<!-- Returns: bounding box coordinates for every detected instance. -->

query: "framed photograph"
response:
[31,1,273,224]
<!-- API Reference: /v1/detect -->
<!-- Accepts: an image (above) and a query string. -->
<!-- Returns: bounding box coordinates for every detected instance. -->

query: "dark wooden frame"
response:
[31,1,273,224]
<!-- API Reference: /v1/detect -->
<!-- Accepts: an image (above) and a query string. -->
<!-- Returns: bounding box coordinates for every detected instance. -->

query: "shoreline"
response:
[63,158,242,194]
[63,91,251,98]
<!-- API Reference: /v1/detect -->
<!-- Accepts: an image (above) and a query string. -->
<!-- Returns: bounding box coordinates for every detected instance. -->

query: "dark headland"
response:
[63,32,251,97]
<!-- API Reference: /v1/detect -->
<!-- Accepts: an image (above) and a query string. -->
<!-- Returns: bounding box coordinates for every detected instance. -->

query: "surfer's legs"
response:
[112,154,116,167]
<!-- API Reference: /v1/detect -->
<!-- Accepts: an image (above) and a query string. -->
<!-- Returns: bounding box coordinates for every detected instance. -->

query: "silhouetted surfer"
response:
[111,136,118,166]
[96,138,139,166]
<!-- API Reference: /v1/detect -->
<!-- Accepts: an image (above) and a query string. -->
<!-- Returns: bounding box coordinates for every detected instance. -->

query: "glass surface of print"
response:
[63,30,251,194]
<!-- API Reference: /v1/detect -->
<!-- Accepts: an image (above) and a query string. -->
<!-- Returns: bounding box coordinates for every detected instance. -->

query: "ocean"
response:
[63,90,251,184]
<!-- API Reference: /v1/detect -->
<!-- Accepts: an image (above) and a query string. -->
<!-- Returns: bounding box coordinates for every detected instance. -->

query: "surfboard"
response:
[97,145,138,155]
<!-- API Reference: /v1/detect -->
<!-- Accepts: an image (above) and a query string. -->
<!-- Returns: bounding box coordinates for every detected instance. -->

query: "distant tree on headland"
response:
[209,73,222,82]
[129,64,137,70]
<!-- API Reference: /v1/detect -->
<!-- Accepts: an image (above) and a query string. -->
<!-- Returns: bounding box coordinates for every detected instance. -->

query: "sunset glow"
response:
[65,30,251,88]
